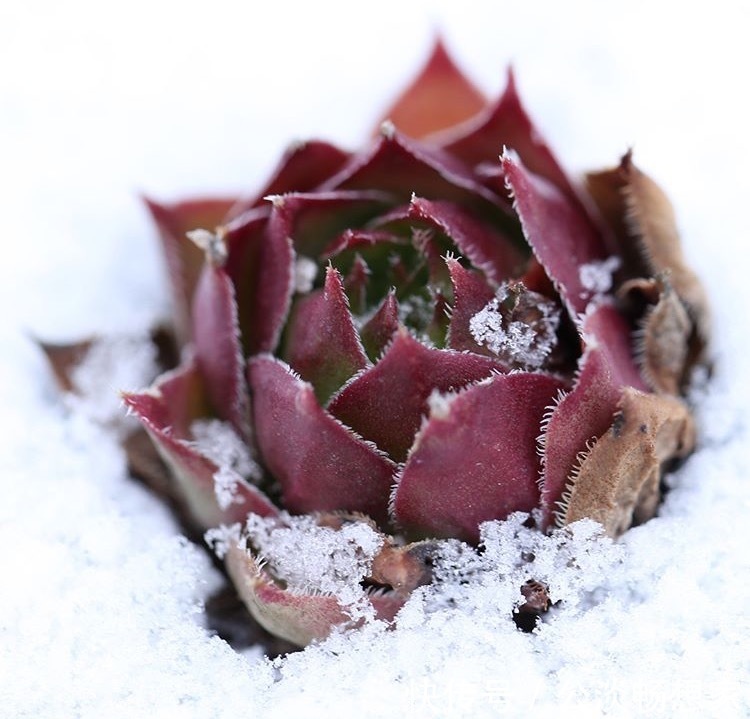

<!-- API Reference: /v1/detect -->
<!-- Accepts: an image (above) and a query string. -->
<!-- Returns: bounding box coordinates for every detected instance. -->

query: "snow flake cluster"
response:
[190,418,262,509]
[245,513,385,612]
[579,256,621,296]
[469,283,560,369]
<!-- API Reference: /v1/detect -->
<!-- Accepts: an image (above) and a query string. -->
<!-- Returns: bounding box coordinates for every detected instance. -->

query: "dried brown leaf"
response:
[558,388,695,536]
[586,152,711,365]
[622,276,692,395]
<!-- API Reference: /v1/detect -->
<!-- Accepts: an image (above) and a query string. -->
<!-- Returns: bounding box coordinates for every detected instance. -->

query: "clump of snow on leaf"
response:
[293,256,318,294]
[579,256,621,295]
[245,513,385,614]
[469,283,560,369]
[190,419,262,509]
[204,523,242,560]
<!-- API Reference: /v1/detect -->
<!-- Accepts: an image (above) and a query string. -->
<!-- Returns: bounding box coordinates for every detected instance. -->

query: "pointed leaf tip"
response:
[374,37,487,140]
[328,329,503,463]
[248,356,396,524]
[282,264,369,404]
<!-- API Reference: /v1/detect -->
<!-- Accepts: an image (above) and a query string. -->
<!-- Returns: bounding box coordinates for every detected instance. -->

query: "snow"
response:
[469,283,560,369]
[579,256,621,295]
[293,256,319,294]
[2,0,750,717]
[190,419,262,510]
[244,513,384,614]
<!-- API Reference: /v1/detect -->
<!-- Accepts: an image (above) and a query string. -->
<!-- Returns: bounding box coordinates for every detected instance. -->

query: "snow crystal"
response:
[426,387,456,419]
[205,523,242,560]
[244,513,384,614]
[190,418,262,509]
[579,255,621,295]
[294,255,318,294]
[469,284,560,369]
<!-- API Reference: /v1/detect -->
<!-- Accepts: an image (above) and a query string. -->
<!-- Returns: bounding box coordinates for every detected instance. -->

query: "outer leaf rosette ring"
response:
[110,41,708,646]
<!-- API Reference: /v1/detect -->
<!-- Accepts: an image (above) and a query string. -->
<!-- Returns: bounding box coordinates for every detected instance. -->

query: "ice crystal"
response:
[579,256,621,295]
[245,513,384,611]
[190,419,262,508]
[469,284,560,370]
[294,256,318,294]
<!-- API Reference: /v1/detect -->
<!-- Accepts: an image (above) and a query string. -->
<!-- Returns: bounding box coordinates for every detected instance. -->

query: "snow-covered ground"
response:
[2,1,749,716]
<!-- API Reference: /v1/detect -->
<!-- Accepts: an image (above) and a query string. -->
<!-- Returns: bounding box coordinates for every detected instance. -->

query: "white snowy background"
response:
[2,1,749,717]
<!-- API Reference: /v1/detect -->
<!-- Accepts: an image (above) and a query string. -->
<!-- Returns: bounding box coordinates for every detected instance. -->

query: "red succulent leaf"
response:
[265,190,393,259]
[392,371,566,543]
[225,543,404,647]
[502,151,609,316]
[227,140,351,219]
[343,254,371,314]
[192,253,250,439]
[322,126,514,224]
[327,327,501,462]
[407,195,526,282]
[539,303,648,527]
[283,265,369,404]
[143,197,236,344]
[248,356,396,524]
[375,37,487,140]
[583,302,648,392]
[222,206,295,355]
[322,228,406,259]
[122,360,278,529]
[444,257,498,354]
[434,68,580,204]
[359,290,400,361]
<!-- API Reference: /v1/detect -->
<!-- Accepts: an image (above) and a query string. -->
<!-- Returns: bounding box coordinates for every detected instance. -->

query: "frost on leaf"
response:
[190,419,262,511]
[469,282,560,370]
[578,256,621,296]
[293,255,318,294]
[205,523,242,560]
[245,513,383,612]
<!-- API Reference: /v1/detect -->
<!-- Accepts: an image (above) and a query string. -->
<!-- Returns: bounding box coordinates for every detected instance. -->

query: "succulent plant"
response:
[115,40,708,647]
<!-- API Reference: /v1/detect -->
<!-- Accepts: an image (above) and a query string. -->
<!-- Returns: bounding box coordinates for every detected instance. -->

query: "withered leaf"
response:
[558,388,695,536]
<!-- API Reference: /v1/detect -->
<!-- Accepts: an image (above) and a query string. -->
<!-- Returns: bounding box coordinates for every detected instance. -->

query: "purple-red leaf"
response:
[143,197,236,344]
[392,372,565,543]
[265,190,392,259]
[322,228,405,260]
[359,290,400,361]
[435,68,580,203]
[444,258,498,354]
[374,37,487,140]
[283,265,369,403]
[322,127,512,223]
[222,206,295,355]
[327,327,501,462]
[192,259,250,438]
[227,140,351,219]
[123,361,277,530]
[408,195,526,282]
[502,152,609,316]
[248,356,396,524]
[225,543,403,647]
